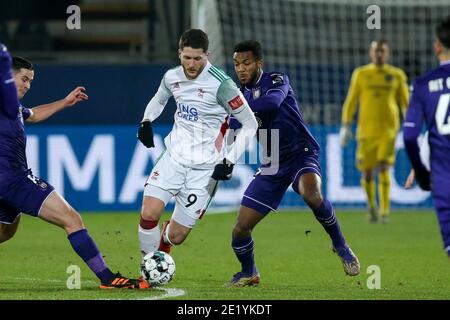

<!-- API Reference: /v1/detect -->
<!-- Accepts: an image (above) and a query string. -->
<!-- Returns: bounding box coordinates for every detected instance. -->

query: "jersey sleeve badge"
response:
[271,73,284,84]
[228,95,244,110]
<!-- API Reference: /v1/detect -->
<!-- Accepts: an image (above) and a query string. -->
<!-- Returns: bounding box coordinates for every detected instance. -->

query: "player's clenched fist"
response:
[212,158,235,180]
[138,120,155,148]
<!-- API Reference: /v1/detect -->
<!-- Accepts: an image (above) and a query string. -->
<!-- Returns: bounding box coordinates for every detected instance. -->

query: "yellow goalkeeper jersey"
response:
[341,63,409,139]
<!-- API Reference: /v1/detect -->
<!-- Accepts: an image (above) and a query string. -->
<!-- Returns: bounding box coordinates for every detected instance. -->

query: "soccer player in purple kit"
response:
[227,40,360,286]
[403,16,450,259]
[0,44,149,289]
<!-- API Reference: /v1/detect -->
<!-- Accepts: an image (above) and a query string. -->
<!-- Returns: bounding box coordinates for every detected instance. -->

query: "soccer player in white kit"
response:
[137,29,258,255]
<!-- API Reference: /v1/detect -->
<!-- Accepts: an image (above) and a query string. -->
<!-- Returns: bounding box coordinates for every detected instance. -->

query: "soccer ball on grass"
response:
[140,251,176,286]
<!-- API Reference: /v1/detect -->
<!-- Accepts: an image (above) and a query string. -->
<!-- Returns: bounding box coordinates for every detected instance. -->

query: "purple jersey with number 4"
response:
[404,60,450,255]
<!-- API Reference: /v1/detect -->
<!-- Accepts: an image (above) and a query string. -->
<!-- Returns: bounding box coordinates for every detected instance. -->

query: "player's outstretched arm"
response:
[27,86,88,123]
[0,44,21,119]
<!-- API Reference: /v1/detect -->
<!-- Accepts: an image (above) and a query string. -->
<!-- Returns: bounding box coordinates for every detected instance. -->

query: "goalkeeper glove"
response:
[137,120,155,148]
[339,125,352,147]
[212,158,235,181]
[415,169,431,191]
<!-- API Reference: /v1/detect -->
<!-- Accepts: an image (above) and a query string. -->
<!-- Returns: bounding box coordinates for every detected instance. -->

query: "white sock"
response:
[138,225,160,256]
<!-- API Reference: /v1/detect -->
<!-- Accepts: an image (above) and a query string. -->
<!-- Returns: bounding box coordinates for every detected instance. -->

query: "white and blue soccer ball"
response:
[140,251,176,286]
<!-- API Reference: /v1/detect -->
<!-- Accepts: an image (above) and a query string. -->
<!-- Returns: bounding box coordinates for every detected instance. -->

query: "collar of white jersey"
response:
[201,61,213,79]
[440,59,450,66]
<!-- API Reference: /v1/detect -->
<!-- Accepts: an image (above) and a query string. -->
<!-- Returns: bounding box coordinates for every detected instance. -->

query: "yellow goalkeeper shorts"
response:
[356,134,396,171]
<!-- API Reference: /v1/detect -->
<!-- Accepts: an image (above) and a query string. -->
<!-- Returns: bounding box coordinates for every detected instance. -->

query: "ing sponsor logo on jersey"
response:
[176,102,199,121]
[384,74,393,82]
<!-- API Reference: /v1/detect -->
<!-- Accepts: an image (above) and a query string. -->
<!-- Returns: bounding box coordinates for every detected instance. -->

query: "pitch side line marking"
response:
[139,287,186,300]
[5,277,186,300]
[94,287,186,300]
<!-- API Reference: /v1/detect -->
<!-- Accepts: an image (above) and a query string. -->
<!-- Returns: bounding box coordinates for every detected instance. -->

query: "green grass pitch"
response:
[0,210,449,300]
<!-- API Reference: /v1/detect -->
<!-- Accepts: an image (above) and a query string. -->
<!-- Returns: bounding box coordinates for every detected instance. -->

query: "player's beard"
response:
[248,69,261,86]
[239,70,258,86]
[183,63,205,80]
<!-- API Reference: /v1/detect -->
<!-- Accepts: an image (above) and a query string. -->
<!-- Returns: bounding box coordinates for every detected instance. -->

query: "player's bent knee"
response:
[141,207,162,222]
[299,180,323,207]
[233,224,251,238]
[63,208,84,234]
[302,190,323,209]
[141,197,165,221]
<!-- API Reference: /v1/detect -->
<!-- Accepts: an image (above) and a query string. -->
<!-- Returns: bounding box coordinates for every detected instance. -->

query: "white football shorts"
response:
[144,150,216,228]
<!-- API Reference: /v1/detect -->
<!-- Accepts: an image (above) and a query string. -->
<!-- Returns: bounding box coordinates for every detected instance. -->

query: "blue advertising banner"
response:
[25,125,432,212]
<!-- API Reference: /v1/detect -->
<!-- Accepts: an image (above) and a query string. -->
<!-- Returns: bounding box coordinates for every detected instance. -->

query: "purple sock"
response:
[435,207,450,256]
[68,229,114,283]
[232,235,257,275]
[312,199,346,249]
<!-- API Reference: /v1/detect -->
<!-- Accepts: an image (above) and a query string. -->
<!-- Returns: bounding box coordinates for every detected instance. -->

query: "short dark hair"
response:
[436,16,450,49]
[12,56,33,72]
[179,29,209,52]
[372,39,389,47]
[234,40,263,60]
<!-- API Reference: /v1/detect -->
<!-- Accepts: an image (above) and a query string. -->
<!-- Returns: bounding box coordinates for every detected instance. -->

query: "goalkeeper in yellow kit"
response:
[340,40,409,223]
